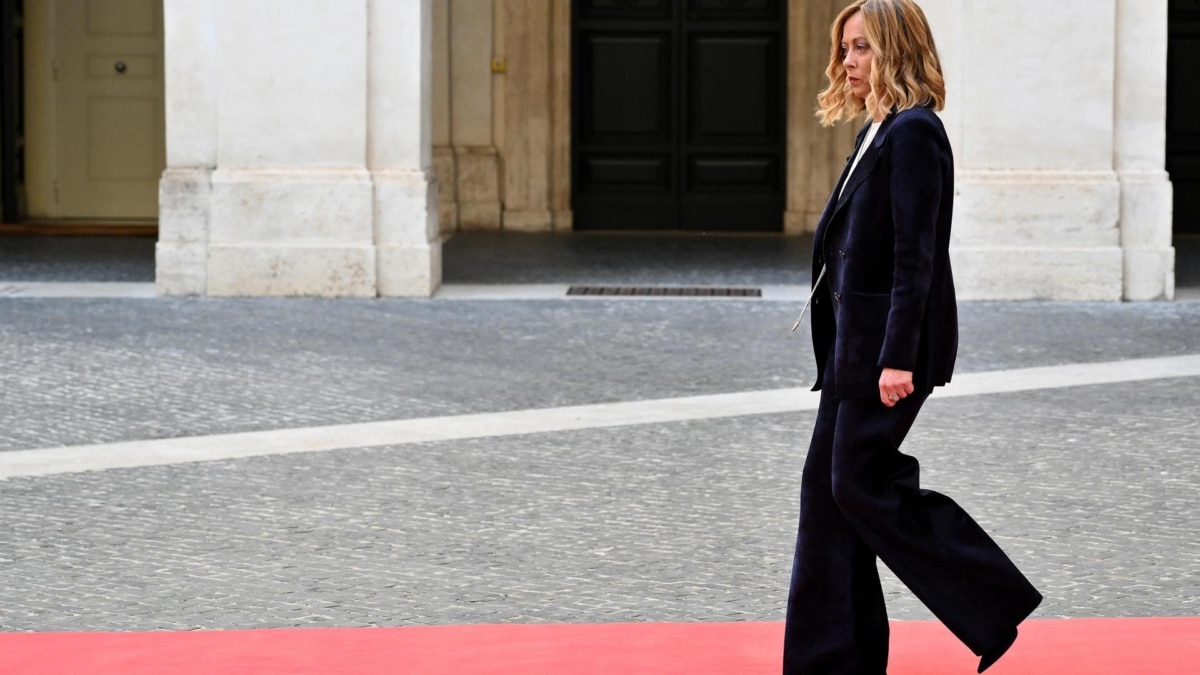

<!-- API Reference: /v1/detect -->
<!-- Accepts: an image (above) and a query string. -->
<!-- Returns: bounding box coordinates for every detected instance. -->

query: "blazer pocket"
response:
[844,291,891,365]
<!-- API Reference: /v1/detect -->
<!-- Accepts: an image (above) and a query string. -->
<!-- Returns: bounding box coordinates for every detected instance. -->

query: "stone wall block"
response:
[210,170,374,244]
[952,248,1124,301]
[205,168,377,296]
[433,146,458,233]
[1124,249,1176,301]
[207,244,376,297]
[157,167,212,296]
[954,173,1122,248]
[155,243,207,296]
[374,168,442,297]
[159,168,211,243]
[455,146,501,230]
[1120,172,1175,300]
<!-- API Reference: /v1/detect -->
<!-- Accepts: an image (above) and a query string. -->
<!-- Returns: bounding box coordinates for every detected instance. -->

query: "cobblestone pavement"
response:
[0,294,1198,632]
[2,298,1199,452]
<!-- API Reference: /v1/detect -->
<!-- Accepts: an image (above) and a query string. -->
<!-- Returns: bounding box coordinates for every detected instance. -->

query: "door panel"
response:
[88,97,158,179]
[583,36,671,138]
[574,6,678,229]
[573,0,785,231]
[582,155,671,190]
[87,0,157,34]
[56,0,164,220]
[682,26,783,229]
[0,0,23,222]
[1169,1,1200,234]
[688,156,777,189]
[687,36,777,140]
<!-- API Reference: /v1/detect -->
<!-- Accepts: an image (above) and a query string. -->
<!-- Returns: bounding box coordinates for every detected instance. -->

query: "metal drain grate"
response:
[567,286,761,297]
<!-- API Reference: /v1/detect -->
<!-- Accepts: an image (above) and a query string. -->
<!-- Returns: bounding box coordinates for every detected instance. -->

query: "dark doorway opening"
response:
[572,0,786,232]
[0,0,23,224]
[1168,0,1200,235]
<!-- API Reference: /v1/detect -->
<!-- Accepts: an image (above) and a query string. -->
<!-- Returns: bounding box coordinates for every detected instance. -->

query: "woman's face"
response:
[841,11,873,101]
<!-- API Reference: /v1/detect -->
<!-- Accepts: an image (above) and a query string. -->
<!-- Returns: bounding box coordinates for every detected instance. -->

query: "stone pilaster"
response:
[158,0,216,295]
[951,0,1124,300]
[1116,0,1175,300]
[500,0,553,231]
[370,0,441,297]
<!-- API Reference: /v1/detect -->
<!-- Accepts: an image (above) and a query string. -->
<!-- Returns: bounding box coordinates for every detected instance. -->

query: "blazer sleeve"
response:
[878,112,948,372]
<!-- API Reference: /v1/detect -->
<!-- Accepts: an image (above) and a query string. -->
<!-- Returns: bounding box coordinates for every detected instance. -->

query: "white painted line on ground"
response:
[0,282,157,298]
[3,353,1199,479]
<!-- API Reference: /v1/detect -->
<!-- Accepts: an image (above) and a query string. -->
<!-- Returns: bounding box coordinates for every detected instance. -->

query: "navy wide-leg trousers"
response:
[783,353,1042,674]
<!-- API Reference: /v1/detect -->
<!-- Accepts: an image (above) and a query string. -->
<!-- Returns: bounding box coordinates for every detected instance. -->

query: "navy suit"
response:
[810,106,957,399]
[783,107,1042,674]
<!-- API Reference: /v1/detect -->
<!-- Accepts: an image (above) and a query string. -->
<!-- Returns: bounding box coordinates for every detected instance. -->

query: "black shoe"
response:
[977,627,1018,674]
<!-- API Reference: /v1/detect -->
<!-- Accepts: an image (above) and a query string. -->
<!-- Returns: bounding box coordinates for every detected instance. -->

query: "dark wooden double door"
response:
[573,0,786,231]
[1170,0,1200,234]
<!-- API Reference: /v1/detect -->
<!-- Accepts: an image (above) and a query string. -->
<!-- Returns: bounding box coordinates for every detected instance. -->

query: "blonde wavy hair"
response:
[816,0,946,127]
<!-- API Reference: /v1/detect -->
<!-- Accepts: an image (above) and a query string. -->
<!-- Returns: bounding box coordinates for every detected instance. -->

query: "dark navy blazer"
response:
[809,106,958,398]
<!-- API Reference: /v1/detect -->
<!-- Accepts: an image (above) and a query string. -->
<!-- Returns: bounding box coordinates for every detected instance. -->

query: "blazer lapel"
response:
[829,112,896,222]
[812,121,872,248]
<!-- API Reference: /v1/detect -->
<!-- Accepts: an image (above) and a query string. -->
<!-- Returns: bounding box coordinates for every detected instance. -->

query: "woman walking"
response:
[783,1,1042,673]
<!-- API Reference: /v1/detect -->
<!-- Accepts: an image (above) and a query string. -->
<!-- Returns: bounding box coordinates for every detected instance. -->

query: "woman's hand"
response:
[879,368,915,407]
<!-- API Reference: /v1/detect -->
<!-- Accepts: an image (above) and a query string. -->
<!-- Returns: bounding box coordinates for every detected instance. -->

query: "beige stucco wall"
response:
[432,0,502,233]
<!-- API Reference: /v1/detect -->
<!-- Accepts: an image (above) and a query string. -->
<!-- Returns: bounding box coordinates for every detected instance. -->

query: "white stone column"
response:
[158,0,217,295]
[370,0,441,297]
[203,0,377,297]
[1115,0,1175,300]
[951,0,1124,301]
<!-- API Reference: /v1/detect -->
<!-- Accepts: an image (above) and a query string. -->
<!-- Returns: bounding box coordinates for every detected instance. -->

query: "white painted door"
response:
[55,0,164,220]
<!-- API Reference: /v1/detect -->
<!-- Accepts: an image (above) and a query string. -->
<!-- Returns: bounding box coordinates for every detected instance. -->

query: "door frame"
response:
[543,0,857,234]
[22,0,57,219]
[1168,0,1200,235]
[0,0,22,223]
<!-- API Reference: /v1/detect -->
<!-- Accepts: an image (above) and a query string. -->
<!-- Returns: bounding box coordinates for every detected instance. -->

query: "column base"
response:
[377,240,443,297]
[156,242,207,296]
[951,247,1124,301]
[503,209,555,232]
[1124,248,1175,301]
[373,168,440,297]
[1119,171,1174,300]
[207,244,377,297]
[157,168,213,296]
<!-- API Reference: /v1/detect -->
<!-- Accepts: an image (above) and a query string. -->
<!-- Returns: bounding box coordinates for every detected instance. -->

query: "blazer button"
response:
[838,250,846,258]
[833,292,842,303]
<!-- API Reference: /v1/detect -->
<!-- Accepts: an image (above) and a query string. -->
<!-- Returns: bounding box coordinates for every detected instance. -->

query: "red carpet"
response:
[1,618,1196,674]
